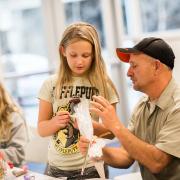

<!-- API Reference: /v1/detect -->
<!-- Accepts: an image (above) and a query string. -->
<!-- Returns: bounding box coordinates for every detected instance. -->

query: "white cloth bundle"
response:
[88,137,106,158]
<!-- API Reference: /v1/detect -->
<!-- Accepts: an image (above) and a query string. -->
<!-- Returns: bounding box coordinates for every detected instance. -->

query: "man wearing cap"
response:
[79,37,180,180]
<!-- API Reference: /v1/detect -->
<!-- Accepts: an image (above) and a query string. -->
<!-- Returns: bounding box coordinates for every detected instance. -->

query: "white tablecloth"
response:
[5,167,58,180]
[15,171,59,180]
[114,172,142,180]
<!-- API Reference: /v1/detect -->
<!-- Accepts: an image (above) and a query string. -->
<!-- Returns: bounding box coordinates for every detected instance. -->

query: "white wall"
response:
[169,38,180,83]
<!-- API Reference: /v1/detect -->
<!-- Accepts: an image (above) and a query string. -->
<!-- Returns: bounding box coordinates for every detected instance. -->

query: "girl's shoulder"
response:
[45,74,58,82]
[42,74,58,87]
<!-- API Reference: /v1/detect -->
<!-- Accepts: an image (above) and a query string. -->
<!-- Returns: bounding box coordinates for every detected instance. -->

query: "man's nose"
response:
[127,67,133,77]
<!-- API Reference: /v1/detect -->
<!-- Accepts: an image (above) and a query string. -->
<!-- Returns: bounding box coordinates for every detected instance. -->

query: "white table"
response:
[13,170,105,180]
[15,171,59,180]
[16,173,108,180]
[114,172,142,180]
[7,168,111,180]
[5,168,59,180]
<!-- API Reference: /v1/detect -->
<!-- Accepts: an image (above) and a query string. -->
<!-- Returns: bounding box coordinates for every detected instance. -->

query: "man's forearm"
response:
[111,121,171,173]
[102,147,134,168]
[93,121,114,139]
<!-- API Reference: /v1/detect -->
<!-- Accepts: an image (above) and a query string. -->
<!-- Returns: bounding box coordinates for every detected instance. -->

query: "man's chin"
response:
[133,85,139,91]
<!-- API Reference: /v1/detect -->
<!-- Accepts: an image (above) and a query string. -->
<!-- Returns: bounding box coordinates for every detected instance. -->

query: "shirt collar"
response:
[156,78,177,110]
[141,78,177,110]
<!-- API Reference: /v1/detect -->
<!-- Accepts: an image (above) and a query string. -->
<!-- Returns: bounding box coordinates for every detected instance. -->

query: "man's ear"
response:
[60,46,66,56]
[154,60,162,70]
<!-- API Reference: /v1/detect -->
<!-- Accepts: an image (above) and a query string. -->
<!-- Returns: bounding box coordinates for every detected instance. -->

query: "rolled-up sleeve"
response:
[156,108,180,158]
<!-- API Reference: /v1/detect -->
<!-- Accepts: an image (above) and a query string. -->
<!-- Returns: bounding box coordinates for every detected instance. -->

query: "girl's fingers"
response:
[73,119,78,129]
[78,136,90,155]
[80,136,90,143]
[59,115,70,119]
[57,111,70,115]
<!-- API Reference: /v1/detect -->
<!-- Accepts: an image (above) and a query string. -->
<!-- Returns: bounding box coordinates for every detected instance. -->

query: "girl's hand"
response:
[72,118,79,129]
[51,111,70,129]
[78,136,90,155]
[78,136,104,162]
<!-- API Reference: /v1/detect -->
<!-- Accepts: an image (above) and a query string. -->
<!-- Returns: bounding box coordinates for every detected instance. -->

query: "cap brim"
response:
[116,48,140,62]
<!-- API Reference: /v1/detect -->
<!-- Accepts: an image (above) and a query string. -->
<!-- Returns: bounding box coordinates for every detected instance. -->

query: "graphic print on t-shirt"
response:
[52,85,99,155]
[53,99,80,155]
[59,85,99,99]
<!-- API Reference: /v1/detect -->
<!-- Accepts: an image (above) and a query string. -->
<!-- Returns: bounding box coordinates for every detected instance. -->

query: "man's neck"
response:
[148,75,172,101]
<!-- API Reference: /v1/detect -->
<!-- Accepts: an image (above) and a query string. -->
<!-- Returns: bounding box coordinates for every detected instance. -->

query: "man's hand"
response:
[90,95,121,132]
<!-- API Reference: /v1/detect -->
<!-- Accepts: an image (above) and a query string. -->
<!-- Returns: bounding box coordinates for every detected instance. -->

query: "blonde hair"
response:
[0,82,21,140]
[56,22,119,99]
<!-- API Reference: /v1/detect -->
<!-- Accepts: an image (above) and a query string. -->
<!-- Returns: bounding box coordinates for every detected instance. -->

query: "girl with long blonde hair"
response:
[38,22,119,179]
